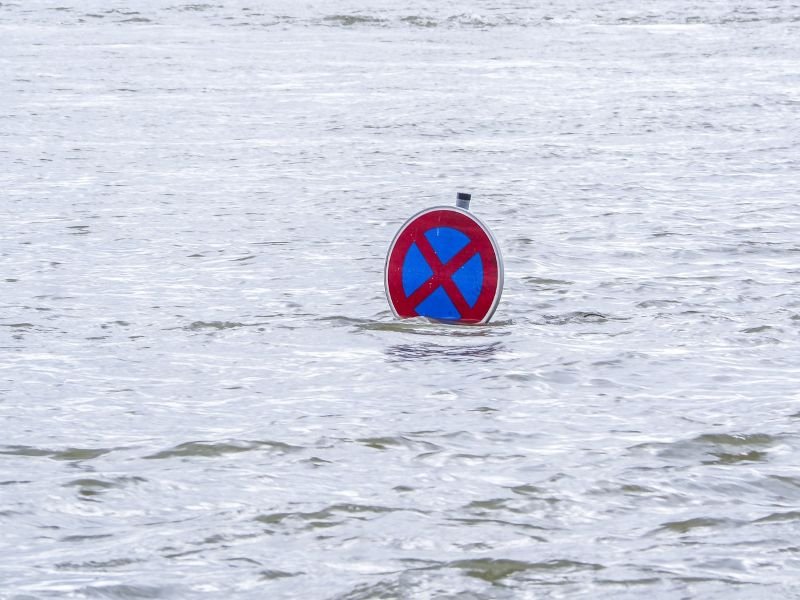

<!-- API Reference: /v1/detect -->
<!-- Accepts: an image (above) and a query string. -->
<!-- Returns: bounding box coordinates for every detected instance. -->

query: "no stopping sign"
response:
[385,206,503,324]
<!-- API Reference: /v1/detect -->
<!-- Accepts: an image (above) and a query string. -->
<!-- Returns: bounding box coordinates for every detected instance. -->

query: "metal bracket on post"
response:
[456,192,471,211]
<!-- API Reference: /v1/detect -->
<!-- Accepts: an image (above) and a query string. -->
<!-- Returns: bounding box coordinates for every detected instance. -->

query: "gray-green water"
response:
[2,1,800,598]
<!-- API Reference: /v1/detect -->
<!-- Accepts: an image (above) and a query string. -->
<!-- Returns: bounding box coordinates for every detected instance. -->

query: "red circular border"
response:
[385,207,503,324]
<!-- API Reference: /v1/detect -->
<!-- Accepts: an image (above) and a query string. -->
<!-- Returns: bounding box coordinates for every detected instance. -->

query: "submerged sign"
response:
[385,198,503,324]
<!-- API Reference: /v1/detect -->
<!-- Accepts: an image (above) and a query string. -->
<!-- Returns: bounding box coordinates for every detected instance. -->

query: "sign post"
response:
[384,193,503,324]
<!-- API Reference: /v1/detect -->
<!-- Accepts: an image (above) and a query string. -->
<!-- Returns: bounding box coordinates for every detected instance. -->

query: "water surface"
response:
[2,1,800,598]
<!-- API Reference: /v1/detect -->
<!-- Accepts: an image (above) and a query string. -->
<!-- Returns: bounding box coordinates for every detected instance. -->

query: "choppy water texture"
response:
[2,1,800,598]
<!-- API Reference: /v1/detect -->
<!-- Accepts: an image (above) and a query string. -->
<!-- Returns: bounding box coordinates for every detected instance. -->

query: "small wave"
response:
[255,503,401,532]
[522,276,574,289]
[315,315,374,327]
[695,433,776,446]
[61,533,115,543]
[753,511,800,524]
[63,476,145,498]
[446,13,506,28]
[651,516,741,535]
[316,13,525,29]
[400,15,437,28]
[0,445,115,461]
[538,311,612,325]
[144,439,300,460]
[355,435,440,452]
[741,325,779,334]
[323,14,387,27]
[181,320,266,331]
[450,558,603,582]
[331,579,403,600]
[633,432,779,466]
[260,569,301,580]
[174,3,215,11]
[55,558,143,571]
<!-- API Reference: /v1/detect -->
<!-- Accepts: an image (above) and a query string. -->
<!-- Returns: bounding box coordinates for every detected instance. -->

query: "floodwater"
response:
[2,1,800,598]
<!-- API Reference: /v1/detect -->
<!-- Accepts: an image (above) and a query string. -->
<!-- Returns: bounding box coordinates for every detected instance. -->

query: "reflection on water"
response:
[359,317,514,336]
[386,341,503,362]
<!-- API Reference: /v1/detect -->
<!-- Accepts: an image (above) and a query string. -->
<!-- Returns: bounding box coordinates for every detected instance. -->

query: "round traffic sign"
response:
[385,206,503,324]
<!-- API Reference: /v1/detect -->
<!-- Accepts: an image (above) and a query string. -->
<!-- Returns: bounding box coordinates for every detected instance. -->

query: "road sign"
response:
[385,205,503,324]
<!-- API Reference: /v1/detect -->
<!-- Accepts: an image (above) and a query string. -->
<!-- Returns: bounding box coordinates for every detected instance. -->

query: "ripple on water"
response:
[632,432,780,465]
[752,510,800,524]
[78,583,171,598]
[143,439,301,460]
[63,476,146,499]
[331,557,605,599]
[449,558,604,583]
[55,558,143,571]
[0,446,117,461]
[3,1,800,597]
[323,14,387,27]
[386,341,503,362]
[260,569,302,580]
[536,311,624,325]
[180,320,267,331]
[355,435,441,452]
[255,503,403,533]
[651,516,743,535]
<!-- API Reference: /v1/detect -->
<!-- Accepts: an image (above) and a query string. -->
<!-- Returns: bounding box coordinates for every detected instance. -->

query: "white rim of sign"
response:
[384,205,504,324]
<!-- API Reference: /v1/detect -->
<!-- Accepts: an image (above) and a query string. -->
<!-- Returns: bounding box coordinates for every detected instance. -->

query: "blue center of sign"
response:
[416,286,460,320]
[401,226,484,320]
[425,227,469,263]
[401,243,433,296]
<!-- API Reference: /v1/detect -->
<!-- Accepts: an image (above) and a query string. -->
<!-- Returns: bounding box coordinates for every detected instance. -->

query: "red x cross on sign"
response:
[401,234,479,317]
[385,207,503,324]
